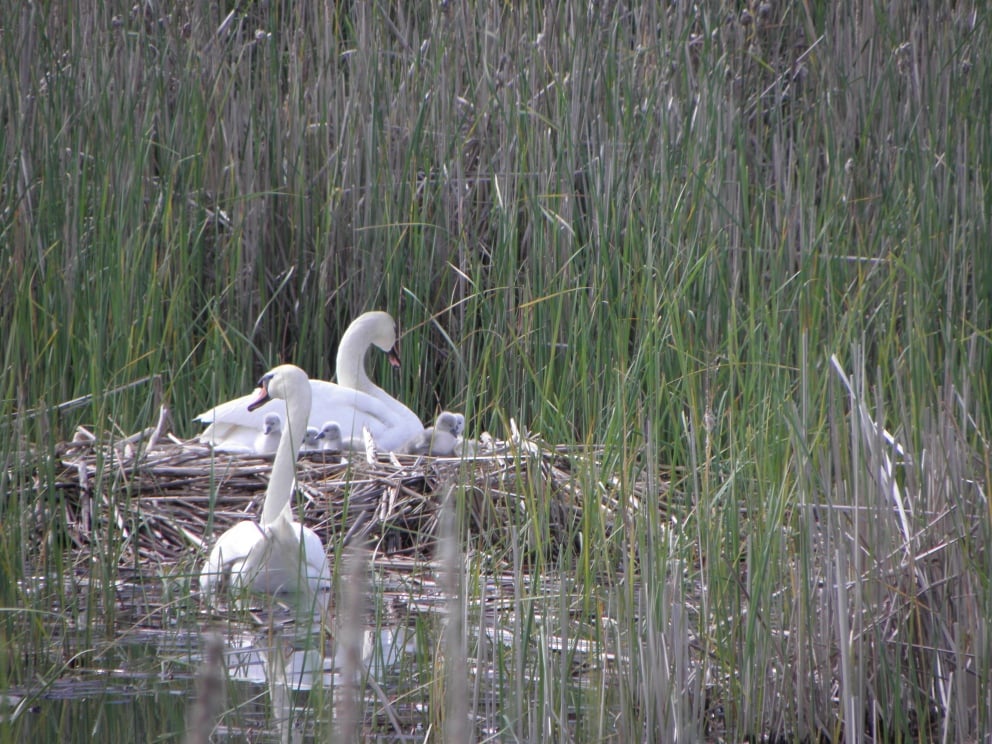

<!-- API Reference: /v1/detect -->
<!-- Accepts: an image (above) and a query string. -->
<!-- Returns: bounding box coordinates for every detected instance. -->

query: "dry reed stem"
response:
[49,428,670,574]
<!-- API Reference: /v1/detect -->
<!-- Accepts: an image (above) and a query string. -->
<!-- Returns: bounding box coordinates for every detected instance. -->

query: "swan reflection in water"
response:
[197,616,415,743]
[221,623,415,691]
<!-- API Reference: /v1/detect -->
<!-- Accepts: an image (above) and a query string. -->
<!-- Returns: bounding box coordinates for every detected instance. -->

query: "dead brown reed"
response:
[49,421,670,576]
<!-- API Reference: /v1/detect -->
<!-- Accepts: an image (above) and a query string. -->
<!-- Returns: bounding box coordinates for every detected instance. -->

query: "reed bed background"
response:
[1,1,989,741]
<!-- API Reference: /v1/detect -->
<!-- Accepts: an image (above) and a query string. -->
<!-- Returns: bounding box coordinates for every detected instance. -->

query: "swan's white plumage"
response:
[197,380,419,452]
[195,312,422,453]
[199,364,331,601]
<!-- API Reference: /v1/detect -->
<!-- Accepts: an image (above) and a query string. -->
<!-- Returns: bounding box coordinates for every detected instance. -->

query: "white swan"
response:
[195,312,423,453]
[400,411,463,456]
[334,311,403,399]
[254,413,282,455]
[199,364,331,601]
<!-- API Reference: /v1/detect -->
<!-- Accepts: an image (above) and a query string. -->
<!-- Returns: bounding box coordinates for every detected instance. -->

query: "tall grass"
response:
[2,1,989,740]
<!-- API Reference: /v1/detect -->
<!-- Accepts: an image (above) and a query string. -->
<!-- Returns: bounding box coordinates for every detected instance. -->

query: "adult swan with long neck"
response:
[199,364,331,600]
[195,312,423,453]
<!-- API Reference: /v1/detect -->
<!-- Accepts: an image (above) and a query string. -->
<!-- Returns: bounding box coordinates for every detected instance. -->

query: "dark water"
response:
[3,623,426,742]
[2,569,434,742]
[2,565,620,743]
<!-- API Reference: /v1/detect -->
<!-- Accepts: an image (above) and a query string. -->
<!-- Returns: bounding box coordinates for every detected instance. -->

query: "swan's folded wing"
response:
[307,381,423,450]
[195,391,278,425]
[196,380,423,453]
[197,421,268,452]
[199,521,266,595]
[300,526,332,589]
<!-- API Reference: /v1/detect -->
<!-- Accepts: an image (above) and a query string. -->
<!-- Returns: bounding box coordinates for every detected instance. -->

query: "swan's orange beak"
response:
[247,375,273,411]
[387,343,401,368]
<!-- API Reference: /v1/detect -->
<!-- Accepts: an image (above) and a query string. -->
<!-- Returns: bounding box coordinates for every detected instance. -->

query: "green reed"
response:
[1,1,990,740]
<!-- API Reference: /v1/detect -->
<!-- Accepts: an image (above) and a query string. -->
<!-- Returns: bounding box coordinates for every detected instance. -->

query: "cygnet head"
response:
[318,421,343,451]
[303,426,322,450]
[262,413,282,436]
[435,411,462,436]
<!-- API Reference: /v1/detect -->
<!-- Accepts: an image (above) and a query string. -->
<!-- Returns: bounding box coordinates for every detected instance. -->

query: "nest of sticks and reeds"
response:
[43,408,670,574]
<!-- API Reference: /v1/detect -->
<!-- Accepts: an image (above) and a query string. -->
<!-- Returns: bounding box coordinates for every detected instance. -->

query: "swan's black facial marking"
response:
[247,372,274,411]
[387,320,402,368]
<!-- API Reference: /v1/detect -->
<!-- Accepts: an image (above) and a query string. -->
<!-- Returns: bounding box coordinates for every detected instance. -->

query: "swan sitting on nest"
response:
[195,312,423,454]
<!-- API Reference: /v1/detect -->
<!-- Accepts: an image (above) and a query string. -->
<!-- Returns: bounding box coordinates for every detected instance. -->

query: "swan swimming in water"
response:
[195,312,423,453]
[199,364,331,601]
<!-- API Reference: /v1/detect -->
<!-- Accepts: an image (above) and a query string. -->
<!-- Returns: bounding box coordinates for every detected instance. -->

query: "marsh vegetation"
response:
[2,2,989,741]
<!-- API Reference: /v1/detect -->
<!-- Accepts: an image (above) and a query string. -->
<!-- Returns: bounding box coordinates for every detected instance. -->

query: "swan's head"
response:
[436,411,463,436]
[262,413,282,435]
[303,427,322,448]
[247,364,311,410]
[351,311,402,368]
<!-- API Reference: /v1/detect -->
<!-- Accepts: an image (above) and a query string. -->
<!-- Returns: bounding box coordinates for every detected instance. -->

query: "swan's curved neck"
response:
[336,320,376,393]
[260,385,310,526]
